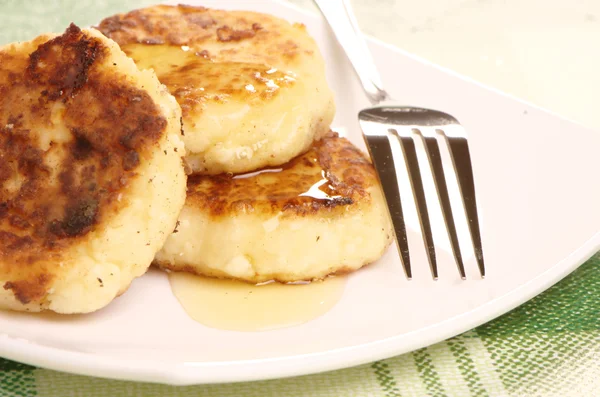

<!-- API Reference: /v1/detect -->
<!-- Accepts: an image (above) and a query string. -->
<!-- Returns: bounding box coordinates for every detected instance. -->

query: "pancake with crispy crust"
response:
[0,24,186,313]
[97,4,335,175]
[154,132,392,283]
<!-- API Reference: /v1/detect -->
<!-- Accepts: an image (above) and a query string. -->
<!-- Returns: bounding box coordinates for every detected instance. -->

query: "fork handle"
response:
[313,0,389,104]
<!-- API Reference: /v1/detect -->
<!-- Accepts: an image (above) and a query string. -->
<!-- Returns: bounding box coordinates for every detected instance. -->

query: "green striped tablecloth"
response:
[0,256,598,397]
[1,1,599,396]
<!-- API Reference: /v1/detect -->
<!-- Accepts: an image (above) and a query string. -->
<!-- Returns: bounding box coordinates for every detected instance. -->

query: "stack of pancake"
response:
[0,4,392,314]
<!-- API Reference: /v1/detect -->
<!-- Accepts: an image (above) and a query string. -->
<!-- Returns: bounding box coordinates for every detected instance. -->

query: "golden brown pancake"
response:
[155,132,392,283]
[0,24,186,313]
[97,4,335,174]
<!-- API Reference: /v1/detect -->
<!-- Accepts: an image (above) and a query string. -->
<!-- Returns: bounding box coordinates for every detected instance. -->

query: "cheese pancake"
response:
[0,25,186,313]
[155,133,392,283]
[97,4,335,174]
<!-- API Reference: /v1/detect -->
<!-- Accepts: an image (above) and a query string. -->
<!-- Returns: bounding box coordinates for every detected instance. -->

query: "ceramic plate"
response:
[1,0,599,386]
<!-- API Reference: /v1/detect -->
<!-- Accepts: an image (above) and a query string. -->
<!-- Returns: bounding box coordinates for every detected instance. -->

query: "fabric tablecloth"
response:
[1,1,599,396]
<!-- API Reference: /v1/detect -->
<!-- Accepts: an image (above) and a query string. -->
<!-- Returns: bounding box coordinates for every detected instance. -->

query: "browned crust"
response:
[122,47,296,119]
[97,5,315,121]
[185,132,377,218]
[0,24,167,304]
[216,23,263,42]
[3,274,51,304]
[96,5,256,45]
[96,5,311,63]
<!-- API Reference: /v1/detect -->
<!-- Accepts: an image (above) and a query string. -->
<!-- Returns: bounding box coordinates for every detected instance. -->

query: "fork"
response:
[314,0,485,279]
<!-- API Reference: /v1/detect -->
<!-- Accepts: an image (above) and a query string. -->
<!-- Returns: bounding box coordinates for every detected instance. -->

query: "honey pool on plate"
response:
[169,272,347,331]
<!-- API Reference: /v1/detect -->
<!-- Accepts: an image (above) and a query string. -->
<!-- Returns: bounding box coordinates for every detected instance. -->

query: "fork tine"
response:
[390,129,438,280]
[362,133,412,279]
[418,131,467,279]
[444,134,486,277]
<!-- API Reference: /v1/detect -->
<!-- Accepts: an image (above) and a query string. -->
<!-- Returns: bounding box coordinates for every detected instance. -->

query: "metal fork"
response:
[314,0,485,279]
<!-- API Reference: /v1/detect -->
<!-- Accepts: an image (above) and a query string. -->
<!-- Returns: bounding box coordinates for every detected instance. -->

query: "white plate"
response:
[1,0,600,386]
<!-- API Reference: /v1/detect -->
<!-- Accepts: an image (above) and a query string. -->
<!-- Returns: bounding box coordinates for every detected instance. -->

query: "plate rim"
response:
[1,0,599,385]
